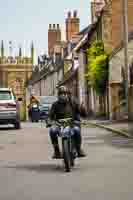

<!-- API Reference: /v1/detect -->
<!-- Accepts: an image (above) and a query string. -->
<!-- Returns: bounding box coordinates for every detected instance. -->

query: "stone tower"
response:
[65,10,80,42]
[48,24,61,56]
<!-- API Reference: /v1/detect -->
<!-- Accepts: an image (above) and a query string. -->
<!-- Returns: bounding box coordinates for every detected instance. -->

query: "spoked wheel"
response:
[70,154,75,167]
[70,139,76,167]
[62,138,71,172]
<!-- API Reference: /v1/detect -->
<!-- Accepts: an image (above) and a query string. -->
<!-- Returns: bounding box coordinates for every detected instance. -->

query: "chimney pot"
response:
[49,24,52,29]
[57,24,60,29]
[68,11,71,18]
[53,24,56,29]
[73,10,77,18]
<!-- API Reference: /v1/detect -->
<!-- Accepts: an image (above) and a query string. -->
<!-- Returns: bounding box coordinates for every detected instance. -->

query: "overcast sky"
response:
[0,0,91,60]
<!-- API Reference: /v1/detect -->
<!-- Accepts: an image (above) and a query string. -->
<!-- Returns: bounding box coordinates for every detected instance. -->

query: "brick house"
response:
[101,0,133,120]
[91,0,133,120]
[58,20,110,118]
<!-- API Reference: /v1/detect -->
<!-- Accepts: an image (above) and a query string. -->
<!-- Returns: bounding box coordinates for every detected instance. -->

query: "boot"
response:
[52,145,62,159]
[77,147,86,157]
[50,134,61,159]
[73,134,86,157]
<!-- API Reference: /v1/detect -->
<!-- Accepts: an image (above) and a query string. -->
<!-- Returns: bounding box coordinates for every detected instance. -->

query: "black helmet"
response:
[58,86,68,96]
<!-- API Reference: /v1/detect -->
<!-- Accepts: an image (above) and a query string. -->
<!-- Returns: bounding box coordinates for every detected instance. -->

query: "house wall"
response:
[101,0,133,51]
[30,66,64,102]
[109,39,133,120]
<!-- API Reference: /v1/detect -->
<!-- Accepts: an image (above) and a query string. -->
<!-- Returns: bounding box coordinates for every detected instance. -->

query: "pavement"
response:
[82,119,130,138]
[1,122,133,199]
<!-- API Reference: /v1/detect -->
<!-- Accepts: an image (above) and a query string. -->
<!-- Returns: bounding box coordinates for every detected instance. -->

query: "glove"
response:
[45,119,52,128]
[46,123,52,128]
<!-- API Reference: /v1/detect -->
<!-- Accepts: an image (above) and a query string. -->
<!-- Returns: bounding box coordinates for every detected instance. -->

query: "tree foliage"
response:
[86,41,109,95]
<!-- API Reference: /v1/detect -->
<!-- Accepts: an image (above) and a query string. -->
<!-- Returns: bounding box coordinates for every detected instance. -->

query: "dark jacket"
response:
[49,98,81,121]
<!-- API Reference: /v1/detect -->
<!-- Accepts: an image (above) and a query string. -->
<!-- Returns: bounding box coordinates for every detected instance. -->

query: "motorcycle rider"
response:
[47,85,86,159]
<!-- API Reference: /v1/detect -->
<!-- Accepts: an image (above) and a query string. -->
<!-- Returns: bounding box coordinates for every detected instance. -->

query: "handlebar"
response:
[57,118,72,123]
[45,118,81,128]
[55,118,73,127]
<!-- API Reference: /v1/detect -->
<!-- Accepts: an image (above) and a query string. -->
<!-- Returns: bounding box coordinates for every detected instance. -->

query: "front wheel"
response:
[62,138,71,172]
[70,139,76,167]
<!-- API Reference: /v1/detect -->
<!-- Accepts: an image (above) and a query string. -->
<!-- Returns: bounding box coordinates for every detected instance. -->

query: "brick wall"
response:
[102,2,112,51]
[101,0,133,51]
[111,0,123,48]
[105,0,133,50]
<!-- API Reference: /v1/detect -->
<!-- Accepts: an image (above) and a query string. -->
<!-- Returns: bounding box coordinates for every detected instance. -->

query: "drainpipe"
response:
[122,0,129,119]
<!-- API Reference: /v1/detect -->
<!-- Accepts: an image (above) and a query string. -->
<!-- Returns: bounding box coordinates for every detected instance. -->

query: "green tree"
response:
[86,41,109,95]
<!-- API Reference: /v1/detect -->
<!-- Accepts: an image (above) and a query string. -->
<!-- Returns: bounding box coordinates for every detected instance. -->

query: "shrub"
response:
[86,41,109,95]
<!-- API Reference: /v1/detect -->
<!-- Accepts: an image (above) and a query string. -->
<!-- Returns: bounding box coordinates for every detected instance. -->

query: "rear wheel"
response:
[62,139,71,172]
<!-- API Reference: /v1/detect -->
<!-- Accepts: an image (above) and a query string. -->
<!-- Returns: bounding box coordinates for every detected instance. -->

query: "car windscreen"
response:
[0,91,12,100]
[40,96,57,104]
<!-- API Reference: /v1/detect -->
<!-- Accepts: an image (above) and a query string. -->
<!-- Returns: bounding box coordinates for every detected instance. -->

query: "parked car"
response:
[38,96,57,120]
[0,88,21,129]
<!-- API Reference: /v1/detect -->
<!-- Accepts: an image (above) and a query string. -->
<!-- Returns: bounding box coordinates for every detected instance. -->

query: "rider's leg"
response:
[72,126,86,157]
[49,126,61,158]
[62,126,71,137]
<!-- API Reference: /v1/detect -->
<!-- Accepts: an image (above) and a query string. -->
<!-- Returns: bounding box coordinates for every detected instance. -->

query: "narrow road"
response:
[0,122,133,200]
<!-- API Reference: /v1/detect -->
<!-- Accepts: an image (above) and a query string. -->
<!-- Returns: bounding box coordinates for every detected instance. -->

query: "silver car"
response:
[0,88,21,129]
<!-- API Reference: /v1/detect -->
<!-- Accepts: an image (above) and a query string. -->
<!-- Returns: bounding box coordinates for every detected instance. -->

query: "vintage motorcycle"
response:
[46,118,77,172]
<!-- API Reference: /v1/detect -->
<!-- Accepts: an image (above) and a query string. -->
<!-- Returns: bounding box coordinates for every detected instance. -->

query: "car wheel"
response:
[14,121,21,129]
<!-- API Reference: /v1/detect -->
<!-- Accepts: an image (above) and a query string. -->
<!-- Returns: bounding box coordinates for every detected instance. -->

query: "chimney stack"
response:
[48,24,61,56]
[66,10,80,41]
